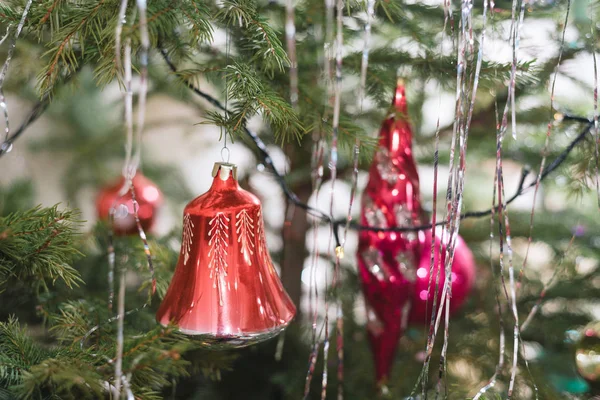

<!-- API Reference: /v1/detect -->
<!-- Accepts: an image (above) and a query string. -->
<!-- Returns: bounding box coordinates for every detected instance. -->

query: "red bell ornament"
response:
[96,173,163,235]
[357,80,423,386]
[408,228,476,324]
[156,162,296,348]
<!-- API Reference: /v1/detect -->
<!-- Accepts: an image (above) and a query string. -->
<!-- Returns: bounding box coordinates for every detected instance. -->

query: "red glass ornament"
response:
[156,163,296,348]
[357,80,423,386]
[96,173,162,235]
[408,228,476,324]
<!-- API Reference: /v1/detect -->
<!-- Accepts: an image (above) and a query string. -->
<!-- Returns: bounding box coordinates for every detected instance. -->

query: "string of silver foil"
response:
[510,8,574,392]
[303,139,326,399]
[473,83,506,399]
[519,0,571,288]
[334,0,376,386]
[345,0,375,243]
[321,0,344,397]
[498,133,520,400]
[109,0,133,309]
[0,0,33,151]
[412,0,456,394]
[304,19,328,384]
[115,0,129,87]
[324,0,335,104]
[114,0,154,290]
[279,0,298,358]
[441,0,488,390]
[437,1,470,391]
[116,1,134,185]
[0,26,11,47]
[285,0,298,107]
[121,374,135,400]
[472,98,506,400]
[473,2,517,395]
[345,0,375,241]
[131,0,149,177]
[503,4,574,395]
[509,0,526,141]
[113,267,127,394]
[120,39,137,188]
[475,0,529,398]
[438,0,475,390]
[414,0,481,392]
[414,0,454,394]
[304,0,336,394]
[109,1,153,396]
[357,0,374,110]
[418,0,486,392]
[111,33,134,397]
[502,0,528,395]
[591,5,600,209]
[424,4,452,330]
[133,0,155,292]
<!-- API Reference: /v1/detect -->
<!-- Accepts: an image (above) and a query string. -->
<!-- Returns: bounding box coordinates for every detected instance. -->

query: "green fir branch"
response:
[0,206,83,294]
[0,317,49,387]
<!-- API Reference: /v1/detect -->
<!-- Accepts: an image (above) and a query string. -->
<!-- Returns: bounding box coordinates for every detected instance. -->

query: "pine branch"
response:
[0,206,83,294]
[16,357,104,399]
[204,62,304,143]
[0,0,215,93]
[215,0,289,75]
[0,316,48,387]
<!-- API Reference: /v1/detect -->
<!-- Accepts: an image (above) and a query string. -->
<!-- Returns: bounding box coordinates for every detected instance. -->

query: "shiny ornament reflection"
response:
[96,173,162,235]
[156,163,296,349]
[408,228,475,324]
[357,80,423,386]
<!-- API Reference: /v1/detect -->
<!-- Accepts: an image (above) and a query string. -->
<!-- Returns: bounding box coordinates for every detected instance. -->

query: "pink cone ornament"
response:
[408,228,476,324]
[156,162,296,349]
[357,80,423,386]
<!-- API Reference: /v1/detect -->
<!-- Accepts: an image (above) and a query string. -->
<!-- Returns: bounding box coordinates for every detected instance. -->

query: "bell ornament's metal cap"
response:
[212,162,237,181]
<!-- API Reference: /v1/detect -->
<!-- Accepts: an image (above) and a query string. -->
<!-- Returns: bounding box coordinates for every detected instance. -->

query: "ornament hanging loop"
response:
[221,145,230,164]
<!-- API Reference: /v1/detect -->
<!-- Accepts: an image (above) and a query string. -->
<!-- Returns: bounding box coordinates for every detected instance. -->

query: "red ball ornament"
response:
[408,228,476,324]
[357,80,423,386]
[96,173,163,235]
[156,162,296,349]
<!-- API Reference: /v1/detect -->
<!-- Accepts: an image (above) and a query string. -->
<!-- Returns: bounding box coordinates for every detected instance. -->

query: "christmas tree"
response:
[1,0,600,398]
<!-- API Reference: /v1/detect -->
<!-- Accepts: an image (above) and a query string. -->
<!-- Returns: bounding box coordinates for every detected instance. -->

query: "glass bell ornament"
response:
[357,79,424,387]
[156,162,296,349]
[96,173,163,236]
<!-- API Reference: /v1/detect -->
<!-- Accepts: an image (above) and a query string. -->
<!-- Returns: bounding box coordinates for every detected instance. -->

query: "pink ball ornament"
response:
[408,228,476,324]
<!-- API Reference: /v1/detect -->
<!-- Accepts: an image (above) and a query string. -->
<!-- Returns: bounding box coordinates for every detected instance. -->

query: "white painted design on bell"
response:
[208,212,230,306]
[256,209,267,257]
[235,209,255,265]
[182,214,194,265]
